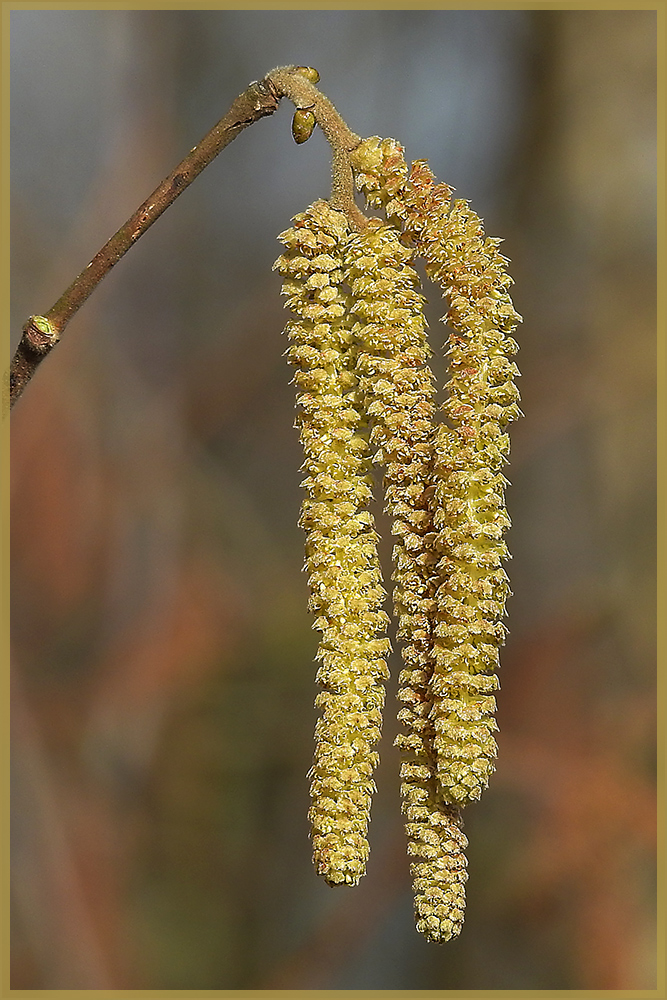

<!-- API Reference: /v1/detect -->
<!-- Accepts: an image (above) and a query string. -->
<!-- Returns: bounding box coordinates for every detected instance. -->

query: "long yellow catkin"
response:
[278,129,520,942]
[411,183,522,804]
[274,200,391,886]
[344,218,468,941]
[350,139,522,805]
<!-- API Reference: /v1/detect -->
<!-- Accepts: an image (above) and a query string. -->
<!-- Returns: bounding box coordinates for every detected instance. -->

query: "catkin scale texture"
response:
[349,136,409,220]
[274,200,390,887]
[276,129,520,943]
[419,198,521,804]
[344,219,468,941]
[350,139,521,806]
[353,137,520,804]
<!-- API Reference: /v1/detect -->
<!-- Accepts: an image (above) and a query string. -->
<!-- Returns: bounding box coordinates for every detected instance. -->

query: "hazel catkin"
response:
[276,123,521,945]
[344,218,469,939]
[275,200,390,886]
[420,199,522,803]
[349,137,521,806]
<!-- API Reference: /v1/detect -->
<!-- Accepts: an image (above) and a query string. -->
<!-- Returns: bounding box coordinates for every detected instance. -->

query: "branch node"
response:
[22,315,60,355]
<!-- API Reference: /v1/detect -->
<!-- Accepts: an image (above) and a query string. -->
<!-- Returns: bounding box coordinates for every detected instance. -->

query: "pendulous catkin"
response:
[344,219,468,940]
[274,200,391,886]
[408,180,521,804]
[351,137,522,806]
[278,129,521,942]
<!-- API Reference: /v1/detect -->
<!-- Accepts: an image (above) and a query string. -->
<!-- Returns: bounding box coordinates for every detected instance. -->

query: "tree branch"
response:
[8,75,281,409]
[8,65,364,410]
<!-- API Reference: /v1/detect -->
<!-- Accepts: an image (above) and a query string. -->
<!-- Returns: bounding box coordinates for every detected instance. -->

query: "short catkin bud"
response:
[274,200,390,886]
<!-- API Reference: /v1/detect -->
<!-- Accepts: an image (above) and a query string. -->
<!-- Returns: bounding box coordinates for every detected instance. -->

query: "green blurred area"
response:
[10,9,657,990]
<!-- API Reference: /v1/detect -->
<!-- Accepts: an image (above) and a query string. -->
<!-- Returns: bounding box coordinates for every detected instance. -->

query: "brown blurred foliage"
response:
[10,9,657,990]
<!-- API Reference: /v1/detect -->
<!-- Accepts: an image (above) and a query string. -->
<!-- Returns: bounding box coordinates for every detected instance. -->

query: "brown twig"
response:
[8,66,368,412]
[8,82,280,409]
[8,74,281,409]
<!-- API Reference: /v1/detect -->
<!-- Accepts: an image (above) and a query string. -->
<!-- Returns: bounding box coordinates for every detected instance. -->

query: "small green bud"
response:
[22,315,59,354]
[292,108,316,145]
[294,66,320,83]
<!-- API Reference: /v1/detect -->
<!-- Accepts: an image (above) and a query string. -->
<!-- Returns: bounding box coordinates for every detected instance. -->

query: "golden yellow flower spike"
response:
[9,59,523,948]
[422,198,522,803]
[344,218,468,940]
[274,200,391,886]
[348,137,521,805]
[278,99,520,939]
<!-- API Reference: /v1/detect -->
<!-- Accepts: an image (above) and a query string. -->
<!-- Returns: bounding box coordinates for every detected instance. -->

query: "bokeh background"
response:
[10,9,657,991]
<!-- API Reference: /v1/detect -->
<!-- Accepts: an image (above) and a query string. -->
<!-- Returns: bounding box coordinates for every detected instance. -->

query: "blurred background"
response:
[10,9,657,990]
